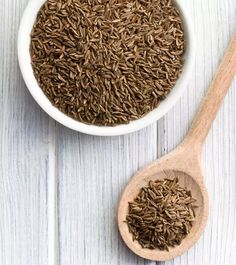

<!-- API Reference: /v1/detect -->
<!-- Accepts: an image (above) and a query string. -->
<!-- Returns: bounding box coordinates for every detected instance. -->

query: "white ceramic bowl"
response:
[18,0,194,136]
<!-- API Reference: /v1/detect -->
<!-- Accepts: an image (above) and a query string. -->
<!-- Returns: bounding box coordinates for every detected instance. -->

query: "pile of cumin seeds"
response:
[30,0,185,126]
[126,178,197,251]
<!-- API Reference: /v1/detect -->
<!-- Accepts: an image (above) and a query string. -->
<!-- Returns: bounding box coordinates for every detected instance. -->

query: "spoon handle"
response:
[183,33,236,152]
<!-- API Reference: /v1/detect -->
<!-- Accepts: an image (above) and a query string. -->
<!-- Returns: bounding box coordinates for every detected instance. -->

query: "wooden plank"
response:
[57,125,157,265]
[0,1,49,264]
[157,0,236,264]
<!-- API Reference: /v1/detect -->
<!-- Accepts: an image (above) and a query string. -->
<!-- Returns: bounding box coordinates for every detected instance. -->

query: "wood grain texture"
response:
[0,1,49,265]
[56,125,157,265]
[184,33,236,149]
[157,1,236,265]
[0,0,236,265]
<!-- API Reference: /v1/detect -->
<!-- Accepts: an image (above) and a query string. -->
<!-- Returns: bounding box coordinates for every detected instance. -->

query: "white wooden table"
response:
[0,0,236,264]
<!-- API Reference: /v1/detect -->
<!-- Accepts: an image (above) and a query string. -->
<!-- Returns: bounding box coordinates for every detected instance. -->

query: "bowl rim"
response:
[18,0,195,136]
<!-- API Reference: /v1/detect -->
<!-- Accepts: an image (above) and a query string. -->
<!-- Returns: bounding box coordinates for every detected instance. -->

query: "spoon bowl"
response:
[118,34,236,260]
[118,147,208,261]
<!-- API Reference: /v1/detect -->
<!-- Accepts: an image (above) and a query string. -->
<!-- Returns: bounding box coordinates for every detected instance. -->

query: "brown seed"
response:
[125,177,197,251]
[30,0,185,126]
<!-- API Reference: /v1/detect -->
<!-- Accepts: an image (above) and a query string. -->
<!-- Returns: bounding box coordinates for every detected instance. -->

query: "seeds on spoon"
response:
[125,177,197,250]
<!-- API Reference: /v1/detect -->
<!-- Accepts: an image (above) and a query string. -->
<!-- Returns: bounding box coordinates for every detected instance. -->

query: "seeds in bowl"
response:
[30,0,185,126]
[125,178,197,250]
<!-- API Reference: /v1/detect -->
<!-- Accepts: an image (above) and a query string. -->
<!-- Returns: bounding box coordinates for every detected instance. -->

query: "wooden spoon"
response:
[118,34,236,261]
